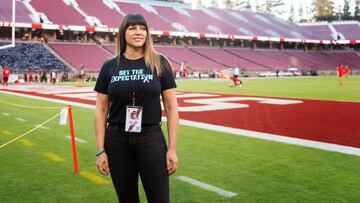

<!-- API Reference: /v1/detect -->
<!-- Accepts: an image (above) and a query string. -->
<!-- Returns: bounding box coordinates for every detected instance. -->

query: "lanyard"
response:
[122,54,137,106]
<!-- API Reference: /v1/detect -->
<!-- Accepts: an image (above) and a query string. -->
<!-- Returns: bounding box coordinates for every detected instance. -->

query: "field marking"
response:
[15,117,27,122]
[19,139,36,146]
[175,93,219,98]
[180,97,303,112]
[43,152,65,162]
[2,89,360,156]
[178,119,360,157]
[65,135,87,143]
[34,125,50,130]
[2,112,10,116]
[80,171,110,185]
[1,130,14,135]
[177,176,237,197]
[0,90,95,109]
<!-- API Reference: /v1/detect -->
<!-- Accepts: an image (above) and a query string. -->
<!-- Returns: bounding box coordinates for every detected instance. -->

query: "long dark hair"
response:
[116,13,164,75]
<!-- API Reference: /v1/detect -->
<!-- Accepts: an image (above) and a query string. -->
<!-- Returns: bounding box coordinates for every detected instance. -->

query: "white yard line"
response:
[34,125,50,130]
[2,89,359,157]
[65,135,87,143]
[15,117,27,122]
[2,112,10,116]
[177,119,360,157]
[176,176,237,197]
[56,93,95,98]
[0,90,95,109]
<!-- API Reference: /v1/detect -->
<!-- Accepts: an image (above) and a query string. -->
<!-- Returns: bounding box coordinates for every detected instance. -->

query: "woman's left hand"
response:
[166,149,178,175]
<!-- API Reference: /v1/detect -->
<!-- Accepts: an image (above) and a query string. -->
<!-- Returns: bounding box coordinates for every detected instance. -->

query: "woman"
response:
[94,13,179,203]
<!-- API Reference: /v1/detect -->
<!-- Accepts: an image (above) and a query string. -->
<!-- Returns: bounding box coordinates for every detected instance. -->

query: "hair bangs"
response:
[124,13,148,30]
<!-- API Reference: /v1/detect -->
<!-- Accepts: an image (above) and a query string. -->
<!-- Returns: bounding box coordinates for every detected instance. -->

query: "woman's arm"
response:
[161,88,179,175]
[94,92,110,175]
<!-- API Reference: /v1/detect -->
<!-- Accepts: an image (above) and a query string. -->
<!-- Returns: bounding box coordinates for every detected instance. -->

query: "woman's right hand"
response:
[96,153,110,176]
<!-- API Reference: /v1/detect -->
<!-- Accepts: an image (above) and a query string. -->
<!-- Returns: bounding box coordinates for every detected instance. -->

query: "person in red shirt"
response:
[344,65,351,79]
[28,70,33,83]
[183,67,187,79]
[337,64,343,85]
[2,66,10,86]
[230,76,242,87]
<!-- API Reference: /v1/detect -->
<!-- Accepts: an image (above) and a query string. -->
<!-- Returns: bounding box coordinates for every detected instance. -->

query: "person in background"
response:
[233,67,240,78]
[28,69,33,84]
[344,65,351,79]
[230,76,242,88]
[51,70,57,84]
[337,64,343,85]
[179,60,187,79]
[2,65,10,86]
[80,65,85,81]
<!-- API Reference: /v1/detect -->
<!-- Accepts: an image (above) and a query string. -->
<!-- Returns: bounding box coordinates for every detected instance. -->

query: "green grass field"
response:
[176,76,360,102]
[1,76,360,202]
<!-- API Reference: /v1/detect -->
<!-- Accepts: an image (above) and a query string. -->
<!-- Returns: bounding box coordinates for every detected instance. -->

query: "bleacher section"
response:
[284,51,338,70]
[77,0,124,27]
[153,5,209,33]
[257,12,312,39]
[0,0,359,41]
[154,46,226,70]
[116,2,173,31]
[330,52,360,68]
[103,44,360,71]
[1,41,359,73]
[332,23,360,40]
[225,48,286,70]
[208,8,264,36]
[30,0,88,26]
[48,43,112,71]
[299,24,335,40]
[0,43,69,72]
[0,0,32,23]
[255,50,314,68]
[186,9,239,34]
[190,47,260,69]
[102,45,221,71]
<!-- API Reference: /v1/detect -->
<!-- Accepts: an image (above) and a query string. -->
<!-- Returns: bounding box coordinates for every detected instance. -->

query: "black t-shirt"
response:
[94,54,176,125]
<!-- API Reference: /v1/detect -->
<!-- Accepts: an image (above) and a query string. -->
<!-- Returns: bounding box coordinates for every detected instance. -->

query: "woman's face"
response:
[125,24,147,49]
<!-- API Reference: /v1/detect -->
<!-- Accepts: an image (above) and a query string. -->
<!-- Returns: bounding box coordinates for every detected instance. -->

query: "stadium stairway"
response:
[189,48,229,68]
[43,43,77,72]
[223,49,273,70]
[328,24,345,40]
[98,44,113,56]
[283,51,318,68]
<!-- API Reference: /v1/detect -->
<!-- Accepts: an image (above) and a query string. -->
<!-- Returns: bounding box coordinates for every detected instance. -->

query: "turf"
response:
[1,76,360,202]
[60,75,360,101]
[176,76,360,102]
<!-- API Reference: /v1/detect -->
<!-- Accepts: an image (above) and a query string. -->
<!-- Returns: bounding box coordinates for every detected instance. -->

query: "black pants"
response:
[105,124,169,203]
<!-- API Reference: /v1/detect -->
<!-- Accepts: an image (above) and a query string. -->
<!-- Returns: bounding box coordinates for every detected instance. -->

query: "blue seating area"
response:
[0,43,70,72]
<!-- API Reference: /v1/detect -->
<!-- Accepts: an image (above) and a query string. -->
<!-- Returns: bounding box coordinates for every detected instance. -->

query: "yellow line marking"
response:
[19,139,35,146]
[0,99,65,109]
[80,171,110,185]
[43,152,65,162]
[0,112,60,149]
[1,130,13,136]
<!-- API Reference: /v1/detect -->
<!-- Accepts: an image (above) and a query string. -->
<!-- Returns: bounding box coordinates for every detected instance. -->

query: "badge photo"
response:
[125,106,143,133]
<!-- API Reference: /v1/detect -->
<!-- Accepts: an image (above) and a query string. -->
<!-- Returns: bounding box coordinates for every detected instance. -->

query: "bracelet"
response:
[96,149,106,157]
